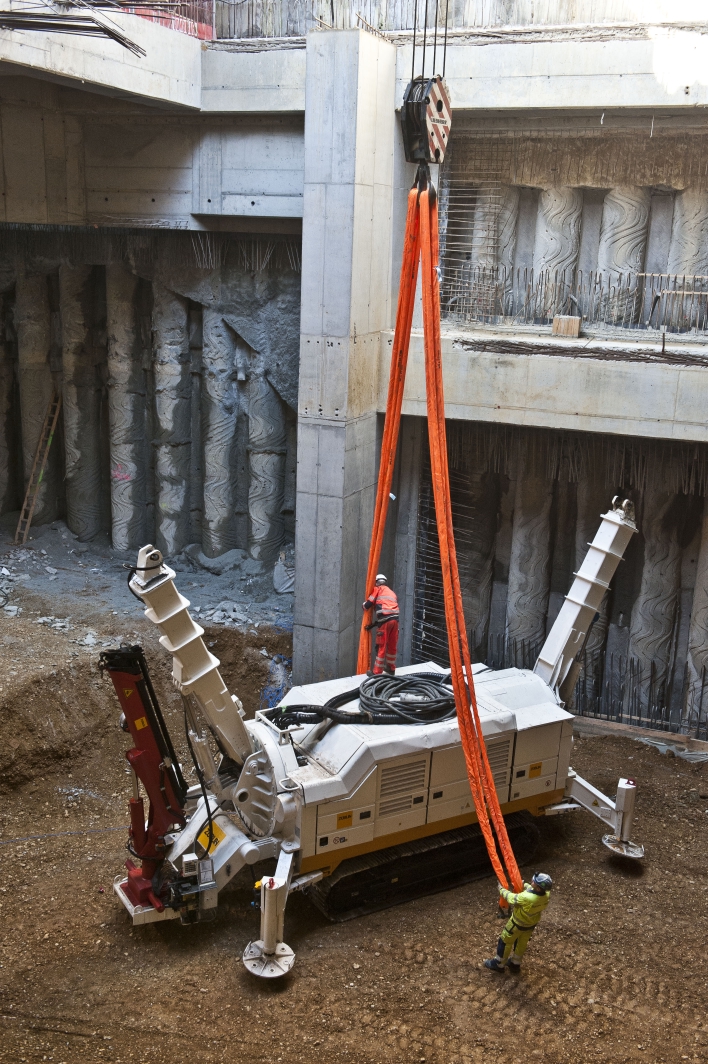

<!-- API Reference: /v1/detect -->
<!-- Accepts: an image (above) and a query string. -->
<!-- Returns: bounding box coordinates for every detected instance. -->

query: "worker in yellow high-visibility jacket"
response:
[484,872,553,973]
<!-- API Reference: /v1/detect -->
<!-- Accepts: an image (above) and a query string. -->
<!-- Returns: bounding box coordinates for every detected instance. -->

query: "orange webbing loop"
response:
[358,170,523,896]
[356,188,421,675]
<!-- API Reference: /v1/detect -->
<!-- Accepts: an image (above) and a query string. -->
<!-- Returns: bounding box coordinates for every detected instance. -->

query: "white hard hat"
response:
[375,573,387,583]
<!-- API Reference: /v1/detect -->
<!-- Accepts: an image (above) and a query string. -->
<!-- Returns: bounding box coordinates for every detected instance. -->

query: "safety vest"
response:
[367,584,399,621]
[499,884,550,928]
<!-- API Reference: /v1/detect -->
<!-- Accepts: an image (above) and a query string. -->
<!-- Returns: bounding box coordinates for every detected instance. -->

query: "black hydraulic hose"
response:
[272,672,455,728]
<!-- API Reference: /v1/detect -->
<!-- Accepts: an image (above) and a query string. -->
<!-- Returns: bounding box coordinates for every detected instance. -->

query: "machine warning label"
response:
[529,762,542,778]
[123,689,133,698]
[197,821,226,851]
[134,716,148,731]
[337,812,353,829]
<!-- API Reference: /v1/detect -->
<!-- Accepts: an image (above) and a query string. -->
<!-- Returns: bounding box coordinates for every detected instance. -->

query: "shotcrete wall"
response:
[0,231,301,566]
[406,417,708,733]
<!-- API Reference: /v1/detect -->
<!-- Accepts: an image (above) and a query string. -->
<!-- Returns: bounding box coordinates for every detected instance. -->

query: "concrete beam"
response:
[379,328,708,442]
[397,29,708,112]
[201,44,306,113]
[0,14,201,109]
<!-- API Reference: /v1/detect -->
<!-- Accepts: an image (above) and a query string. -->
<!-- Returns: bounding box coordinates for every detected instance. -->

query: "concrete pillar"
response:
[106,264,148,552]
[294,29,396,683]
[597,187,650,322]
[505,456,553,664]
[597,187,651,277]
[0,321,14,516]
[685,497,708,729]
[60,264,103,541]
[202,309,238,557]
[459,471,499,662]
[152,282,191,557]
[667,190,708,277]
[533,187,583,276]
[15,269,58,524]
[393,417,423,667]
[498,185,520,308]
[627,486,682,714]
[575,474,611,702]
[248,372,286,563]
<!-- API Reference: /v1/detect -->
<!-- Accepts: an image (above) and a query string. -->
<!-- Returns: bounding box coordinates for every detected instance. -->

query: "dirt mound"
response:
[0,613,293,790]
[204,623,293,718]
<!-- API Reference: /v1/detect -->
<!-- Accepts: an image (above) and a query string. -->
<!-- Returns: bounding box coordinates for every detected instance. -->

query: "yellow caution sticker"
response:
[134,716,148,731]
[123,688,133,698]
[529,762,542,779]
[197,820,226,851]
[336,811,353,829]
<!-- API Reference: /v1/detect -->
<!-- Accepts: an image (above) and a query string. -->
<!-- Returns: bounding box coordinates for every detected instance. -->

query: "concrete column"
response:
[505,456,553,664]
[533,187,583,276]
[15,269,58,524]
[152,282,191,557]
[627,487,682,714]
[459,471,499,662]
[575,473,611,701]
[498,185,520,307]
[667,189,708,277]
[598,187,651,277]
[294,29,396,683]
[0,322,14,516]
[393,416,423,667]
[59,264,103,541]
[685,497,708,729]
[106,264,147,552]
[248,371,286,563]
[202,309,238,557]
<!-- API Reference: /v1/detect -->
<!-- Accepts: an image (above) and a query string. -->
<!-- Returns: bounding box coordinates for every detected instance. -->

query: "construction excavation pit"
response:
[0,512,707,1064]
[4,3,708,1062]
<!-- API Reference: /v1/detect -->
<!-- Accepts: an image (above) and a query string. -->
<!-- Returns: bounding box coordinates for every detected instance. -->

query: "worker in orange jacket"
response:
[363,574,399,675]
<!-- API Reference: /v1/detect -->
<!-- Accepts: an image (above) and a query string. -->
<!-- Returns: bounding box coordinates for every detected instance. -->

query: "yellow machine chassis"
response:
[300,788,564,877]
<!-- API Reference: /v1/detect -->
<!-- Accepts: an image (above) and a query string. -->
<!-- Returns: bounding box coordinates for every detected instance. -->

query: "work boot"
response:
[506,961,521,974]
[483,958,505,973]
[383,666,395,676]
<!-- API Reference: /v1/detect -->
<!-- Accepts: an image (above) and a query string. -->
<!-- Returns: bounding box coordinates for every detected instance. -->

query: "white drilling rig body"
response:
[106,500,641,978]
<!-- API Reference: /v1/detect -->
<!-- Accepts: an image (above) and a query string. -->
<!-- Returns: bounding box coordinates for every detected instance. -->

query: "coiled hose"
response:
[270,672,455,728]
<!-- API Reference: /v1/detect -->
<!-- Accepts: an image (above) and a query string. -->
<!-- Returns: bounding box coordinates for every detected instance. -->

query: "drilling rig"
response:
[102,497,643,979]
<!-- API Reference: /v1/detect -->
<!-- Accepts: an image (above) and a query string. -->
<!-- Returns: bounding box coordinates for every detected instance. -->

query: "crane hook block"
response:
[401,75,452,164]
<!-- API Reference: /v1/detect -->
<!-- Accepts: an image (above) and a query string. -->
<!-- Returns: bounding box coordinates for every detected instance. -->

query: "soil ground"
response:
[1,532,707,1064]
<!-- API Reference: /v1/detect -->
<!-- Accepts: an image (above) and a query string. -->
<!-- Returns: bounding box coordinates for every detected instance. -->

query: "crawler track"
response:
[307,811,541,921]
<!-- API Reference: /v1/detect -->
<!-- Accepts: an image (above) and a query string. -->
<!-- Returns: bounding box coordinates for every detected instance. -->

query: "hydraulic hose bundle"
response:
[271,672,456,728]
[355,165,524,897]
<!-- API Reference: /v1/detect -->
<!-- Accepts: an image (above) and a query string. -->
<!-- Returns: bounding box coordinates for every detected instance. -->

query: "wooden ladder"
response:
[14,388,62,545]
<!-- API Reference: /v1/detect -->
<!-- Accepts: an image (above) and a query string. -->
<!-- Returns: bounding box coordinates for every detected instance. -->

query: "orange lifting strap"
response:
[356,171,524,895]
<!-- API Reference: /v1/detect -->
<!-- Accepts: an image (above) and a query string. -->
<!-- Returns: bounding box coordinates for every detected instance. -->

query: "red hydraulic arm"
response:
[100,646,187,911]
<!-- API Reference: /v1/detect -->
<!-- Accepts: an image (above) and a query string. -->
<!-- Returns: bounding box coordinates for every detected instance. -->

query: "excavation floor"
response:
[1,597,707,1063]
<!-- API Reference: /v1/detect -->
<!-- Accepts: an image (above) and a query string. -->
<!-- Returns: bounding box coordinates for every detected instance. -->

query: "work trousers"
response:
[373,619,399,674]
[496,918,535,966]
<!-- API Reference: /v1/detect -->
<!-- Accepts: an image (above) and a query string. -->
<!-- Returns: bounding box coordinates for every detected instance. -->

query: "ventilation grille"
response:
[379,794,415,818]
[379,759,427,799]
[486,739,511,786]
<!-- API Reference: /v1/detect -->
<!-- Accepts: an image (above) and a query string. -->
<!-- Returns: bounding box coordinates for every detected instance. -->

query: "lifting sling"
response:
[357,166,524,895]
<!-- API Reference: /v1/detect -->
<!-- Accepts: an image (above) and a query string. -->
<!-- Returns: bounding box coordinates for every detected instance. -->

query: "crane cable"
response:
[356,167,524,897]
